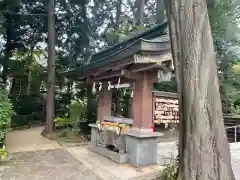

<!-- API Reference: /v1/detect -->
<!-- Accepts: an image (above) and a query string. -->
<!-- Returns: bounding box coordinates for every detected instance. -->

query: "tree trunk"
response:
[27,70,32,95]
[156,0,165,24]
[27,46,35,95]
[135,0,145,26]
[166,0,235,179]
[3,15,11,85]
[112,0,123,115]
[115,0,122,30]
[46,0,56,134]
[164,0,183,165]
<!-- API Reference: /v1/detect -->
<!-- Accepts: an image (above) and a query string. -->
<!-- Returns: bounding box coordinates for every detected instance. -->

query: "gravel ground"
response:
[0,148,102,180]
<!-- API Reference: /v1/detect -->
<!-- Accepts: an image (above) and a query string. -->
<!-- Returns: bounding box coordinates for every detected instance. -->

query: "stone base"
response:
[89,124,163,167]
[89,124,126,153]
[88,145,128,164]
[125,129,163,168]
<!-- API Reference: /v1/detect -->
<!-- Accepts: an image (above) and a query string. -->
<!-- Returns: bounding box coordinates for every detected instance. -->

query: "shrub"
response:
[0,145,8,159]
[54,116,71,128]
[10,93,44,127]
[69,99,87,123]
[54,99,88,134]
[0,88,14,160]
[157,156,179,180]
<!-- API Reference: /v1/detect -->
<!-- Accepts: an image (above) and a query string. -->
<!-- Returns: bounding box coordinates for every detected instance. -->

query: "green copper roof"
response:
[90,21,168,63]
[64,21,169,78]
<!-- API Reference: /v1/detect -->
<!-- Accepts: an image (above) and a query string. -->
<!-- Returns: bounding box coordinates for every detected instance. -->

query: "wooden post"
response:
[132,71,157,131]
[97,82,112,122]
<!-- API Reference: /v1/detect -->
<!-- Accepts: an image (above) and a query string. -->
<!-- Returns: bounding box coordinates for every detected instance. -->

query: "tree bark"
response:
[115,0,122,30]
[112,0,122,115]
[46,0,56,134]
[3,15,12,85]
[156,0,165,24]
[27,46,35,95]
[135,0,145,26]
[164,0,183,165]
[166,0,235,179]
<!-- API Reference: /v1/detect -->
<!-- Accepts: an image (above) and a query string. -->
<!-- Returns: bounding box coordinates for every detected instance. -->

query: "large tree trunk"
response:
[112,0,122,115]
[156,0,165,24]
[166,0,235,179]
[45,0,56,134]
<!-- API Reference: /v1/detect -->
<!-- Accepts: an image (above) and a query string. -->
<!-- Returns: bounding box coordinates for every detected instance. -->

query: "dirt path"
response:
[1,127,102,180]
[5,127,59,153]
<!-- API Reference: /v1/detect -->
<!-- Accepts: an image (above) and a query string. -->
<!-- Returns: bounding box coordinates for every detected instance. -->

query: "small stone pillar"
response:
[126,71,163,167]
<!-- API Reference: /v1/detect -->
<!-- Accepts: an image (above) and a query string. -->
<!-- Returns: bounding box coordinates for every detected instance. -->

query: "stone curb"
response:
[65,147,119,180]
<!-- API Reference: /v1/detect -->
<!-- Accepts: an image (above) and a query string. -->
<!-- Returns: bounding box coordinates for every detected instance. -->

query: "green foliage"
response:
[55,99,88,129]
[69,99,87,123]
[208,0,240,114]
[104,21,148,44]
[157,157,179,180]
[54,116,71,128]
[233,64,240,74]
[0,0,239,134]
[10,94,45,127]
[153,78,178,93]
[7,49,46,127]
[0,88,14,160]
[0,88,14,141]
[0,145,8,160]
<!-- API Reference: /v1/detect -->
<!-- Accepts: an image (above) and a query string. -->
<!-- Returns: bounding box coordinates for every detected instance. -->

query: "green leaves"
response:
[158,156,179,180]
[69,99,87,123]
[0,145,8,160]
[0,88,14,160]
[54,99,87,129]
[233,63,240,74]
[54,116,71,128]
[208,0,240,114]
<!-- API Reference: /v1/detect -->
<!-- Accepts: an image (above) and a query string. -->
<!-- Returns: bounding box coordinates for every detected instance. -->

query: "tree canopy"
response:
[0,0,238,127]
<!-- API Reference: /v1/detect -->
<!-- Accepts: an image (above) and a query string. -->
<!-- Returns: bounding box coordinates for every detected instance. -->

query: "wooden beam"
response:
[85,77,133,86]
[122,69,141,80]
[134,52,172,63]
[84,57,134,78]
[90,69,141,82]
[129,63,160,72]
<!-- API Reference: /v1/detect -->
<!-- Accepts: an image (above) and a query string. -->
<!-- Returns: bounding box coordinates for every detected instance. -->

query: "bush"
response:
[69,99,87,123]
[10,93,44,127]
[54,99,89,134]
[157,156,179,180]
[11,114,32,127]
[0,145,8,159]
[0,88,14,160]
[54,116,71,128]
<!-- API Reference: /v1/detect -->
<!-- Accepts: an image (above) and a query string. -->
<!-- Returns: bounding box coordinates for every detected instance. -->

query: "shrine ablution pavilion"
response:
[63,21,174,167]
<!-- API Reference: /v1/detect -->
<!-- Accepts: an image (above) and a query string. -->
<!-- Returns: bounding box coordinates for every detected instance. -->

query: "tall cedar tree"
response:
[165,0,235,179]
[46,0,56,134]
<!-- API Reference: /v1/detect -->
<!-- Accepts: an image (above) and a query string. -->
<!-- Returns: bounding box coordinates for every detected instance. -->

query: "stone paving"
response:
[2,127,240,180]
[2,127,103,180]
[0,148,102,180]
